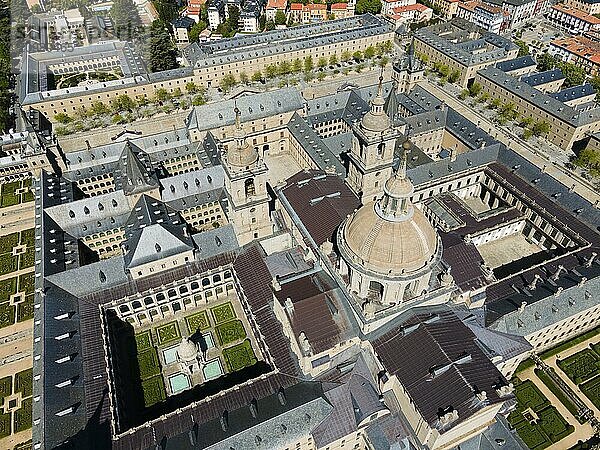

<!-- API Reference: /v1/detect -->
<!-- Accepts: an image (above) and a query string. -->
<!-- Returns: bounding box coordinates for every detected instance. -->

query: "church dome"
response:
[227,107,259,168]
[177,337,198,361]
[343,201,438,275]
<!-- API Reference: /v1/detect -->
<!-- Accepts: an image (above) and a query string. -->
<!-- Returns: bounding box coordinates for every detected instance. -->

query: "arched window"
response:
[245,178,256,197]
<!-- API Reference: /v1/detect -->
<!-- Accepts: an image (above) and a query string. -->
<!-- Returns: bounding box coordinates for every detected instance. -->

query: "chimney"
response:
[554,287,563,297]
[585,252,597,268]
[550,265,564,282]
[519,301,527,312]
[527,274,541,291]
[271,277,281,291]
[579,276,587,287]
[284,297,294,315]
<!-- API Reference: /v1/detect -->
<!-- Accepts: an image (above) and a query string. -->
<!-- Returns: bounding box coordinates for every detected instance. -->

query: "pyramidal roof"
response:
[384,85,399,120]
[122,195,194,268]
[114,140,159,195]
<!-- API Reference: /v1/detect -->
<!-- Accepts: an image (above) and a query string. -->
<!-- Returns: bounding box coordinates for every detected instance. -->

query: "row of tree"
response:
[536,52,586,88]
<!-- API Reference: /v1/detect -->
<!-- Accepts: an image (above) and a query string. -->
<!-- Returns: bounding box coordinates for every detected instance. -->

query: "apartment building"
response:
[549,35,600,76]
[547,3,600,34]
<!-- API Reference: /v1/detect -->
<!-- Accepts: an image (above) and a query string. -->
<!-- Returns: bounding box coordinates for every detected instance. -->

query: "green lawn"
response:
[0,412,10,438]
[211,302,236,324]
[18,273,35,295]
[141,375,166,407]
[222,339,257,372]
[15,368,32,397]
[557,349,600,384]
[185,310,211,334]
[0,376,11,402]
[0,277,16,302]
[535,369,585,424]
[156,321,180,345]
[508,379,574,449]
[13,398,32,433]
[0,254,18,276]
[580,376,600,410]
[135,330,153,352]
[540,327,600,360]
[0,302,15,329]
[16,296,34,322]
[215,319,247,346]
[137,349,161,380]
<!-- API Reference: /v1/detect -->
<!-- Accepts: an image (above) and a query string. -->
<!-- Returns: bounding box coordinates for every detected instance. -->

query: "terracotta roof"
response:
[290,3,303,9]
[551,3,600,24]
[392,3,430,12]
[551,35,600,64]
[331,2,348,9]
[266,0,286,9]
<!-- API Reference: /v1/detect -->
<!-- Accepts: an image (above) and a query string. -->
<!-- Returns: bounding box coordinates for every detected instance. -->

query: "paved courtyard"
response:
[477,233,541,269]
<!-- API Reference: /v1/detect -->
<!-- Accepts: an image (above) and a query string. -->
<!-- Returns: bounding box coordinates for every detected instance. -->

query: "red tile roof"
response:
[266,0,286,9]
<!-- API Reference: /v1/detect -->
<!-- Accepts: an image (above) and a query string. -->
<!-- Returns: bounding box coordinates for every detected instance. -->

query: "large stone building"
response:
[20,14,394,122]
[28,45,600,450]
[413,19,519,88]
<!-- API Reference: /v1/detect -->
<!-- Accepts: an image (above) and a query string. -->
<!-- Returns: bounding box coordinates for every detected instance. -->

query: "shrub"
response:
[156,321,180,345]
[14,398,32,433]
[142,376,165,407]
[211,303,236,324]
[135,331,153,352]
[15,368,32,397]
[216,320,246,346]
[137,349,161,380]
[185,310,211,334]
[223,340,257,372]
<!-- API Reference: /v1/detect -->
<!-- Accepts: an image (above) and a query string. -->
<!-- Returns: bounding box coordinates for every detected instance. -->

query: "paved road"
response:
[0,206,34,233]
[421,80,600,205]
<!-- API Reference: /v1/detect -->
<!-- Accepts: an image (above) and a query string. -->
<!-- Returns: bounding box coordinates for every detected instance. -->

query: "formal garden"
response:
[508,378,574,449]
[0,368,33,439]
[131,299,258,406]
[0,179,34,209]
[0,228,35,278]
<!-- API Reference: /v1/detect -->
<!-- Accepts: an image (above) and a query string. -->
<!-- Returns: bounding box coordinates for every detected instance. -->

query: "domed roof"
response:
[384,172,413,198]
[177,337,198,361]
[360,76,390,134]
[344,202,437,275]
[227,107,259,168]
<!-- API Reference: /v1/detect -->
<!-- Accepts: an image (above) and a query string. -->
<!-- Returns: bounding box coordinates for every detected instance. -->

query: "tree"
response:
[469,82,482,97]
[459,90,469,100]
[192,94,206,106]
[252,71,263,82]
[364,46,375,59]
[317,56,328,69]
[317,71,326,81]
[110,0,142,39]
[265,19,275,31]
[274,9,287,25]
[515,40,529,57]
[227,5,240,30]
[154,88,171,102]
[478,92,490,103]
[54,113,72,124]
[278,60,291,76]
[90,101,110,116]
[265,64,278,79]
[448,69,460,84]
[532,120,550,137]
[490,98,501,109]
[557,61,585,87]
[573,147,600,177]
[378,56,389,67]
[186,82,198,94]
[239,71,249,84]
[329,54,338,66]
[292,58,303,73]
[220,73,237,93]
[189,20,208,43]
[355,0,382,14]
[259,14,266,31]
[304,56,314,72]
[145,21,178,73]
[352,51,363,62]
[341,50,351,63]
[111,94,135,111]
[537,52,556,72]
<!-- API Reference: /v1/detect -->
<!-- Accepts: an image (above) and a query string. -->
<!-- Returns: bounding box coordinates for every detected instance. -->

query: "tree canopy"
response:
[110,0,143,39]
[355,0,381,14]
[144,21,179,73]
[274,10,286,25]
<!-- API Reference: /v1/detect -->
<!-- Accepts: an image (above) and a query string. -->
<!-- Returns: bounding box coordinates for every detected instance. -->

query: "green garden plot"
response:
[0,376,11,402]
[137,349,161,380]
[141,375,166,407]
[211,302,236,324]
[18,249,34,270]
[135,330,153,352]
[0,277,16,303]
[222,340,257,372]
[16,295,34,322]
[508,379,574,449]
[0,255,18,277]
[581,375,600,410]
[156,321,181,345]
[18,273,35,295]
[15,369,32,398]
[13,398,32,433]
[0,233,18,254]
[215,320,246,346]
[557,348,600,384]
[0,412,10,438]
[0,303,15,329]
[185,310,211,334]
[0,182,21,208]
[19,229,35,248]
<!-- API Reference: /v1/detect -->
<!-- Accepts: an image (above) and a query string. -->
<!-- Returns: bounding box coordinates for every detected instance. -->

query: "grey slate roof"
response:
[122,195,194,268]
[520,69,564,87]
[186,88,305,131]
[477,67,600,127]
[551,83,596,103]
[458,414,528,450]
[113,141,159,195]
[495,55,536,73]
[160,165,225,203]
[182,14,394,68]
[191,224,239,260]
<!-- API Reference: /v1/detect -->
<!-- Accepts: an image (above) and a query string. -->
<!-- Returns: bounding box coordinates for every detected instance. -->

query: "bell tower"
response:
[222,107,271,245]
[348,75,402,203]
